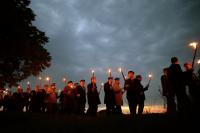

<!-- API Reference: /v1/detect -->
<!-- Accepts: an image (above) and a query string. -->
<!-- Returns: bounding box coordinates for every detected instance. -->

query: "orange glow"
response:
[198,59,200,64]
[189,42,198,49]
[148,74,153,79]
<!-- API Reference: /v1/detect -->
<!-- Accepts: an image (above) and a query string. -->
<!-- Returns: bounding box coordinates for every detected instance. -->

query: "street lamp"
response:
[189,42,199,68]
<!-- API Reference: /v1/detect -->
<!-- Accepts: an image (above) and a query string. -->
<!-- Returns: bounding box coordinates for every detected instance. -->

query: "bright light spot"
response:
[198,59,200,64]
[189,42,198,49]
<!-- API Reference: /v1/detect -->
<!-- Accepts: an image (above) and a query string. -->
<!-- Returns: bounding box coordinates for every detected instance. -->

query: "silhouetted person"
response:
[136,75,149,114]
[23,85,31,112]
[124,71,141,116]
[13,86,24,112]
[104,77,115,115]
[168,57,190,116]
[161,68,176,115]
[75,80,86,116]
[183,62,200,112]
[113,78,123,115]
[46,83,57,113]
[63,81,76,115]
[86,77,101,116]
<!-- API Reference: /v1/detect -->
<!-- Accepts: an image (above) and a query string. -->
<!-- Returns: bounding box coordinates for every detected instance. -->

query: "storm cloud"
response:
[22,0,200,105]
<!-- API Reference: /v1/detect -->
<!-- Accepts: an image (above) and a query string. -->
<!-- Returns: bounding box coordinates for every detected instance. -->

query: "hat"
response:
[80,79,85,82]
[68,81,73,84]
[128,71,135,74]
[115,77,120,80]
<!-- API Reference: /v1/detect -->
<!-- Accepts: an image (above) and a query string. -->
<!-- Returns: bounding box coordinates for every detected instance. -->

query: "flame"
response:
[27,81,30,85]
[148,74,153,79]
[63,78,67,82]
[46,77,50,81]
[118,67,122,73]
[189,42,198,49]
[108,69,111,73]
[38,77,42,80]
[101,83,104,86]
[198,59,200,64]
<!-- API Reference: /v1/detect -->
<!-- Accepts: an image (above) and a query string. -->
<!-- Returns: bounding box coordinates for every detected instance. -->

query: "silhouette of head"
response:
[128,71,135,79]
[171,57,179,64]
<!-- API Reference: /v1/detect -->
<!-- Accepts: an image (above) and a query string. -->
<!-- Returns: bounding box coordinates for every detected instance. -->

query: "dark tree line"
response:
[0,0,51,87]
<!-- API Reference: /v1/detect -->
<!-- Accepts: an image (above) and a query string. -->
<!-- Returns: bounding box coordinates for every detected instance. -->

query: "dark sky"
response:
[21,0,200,106]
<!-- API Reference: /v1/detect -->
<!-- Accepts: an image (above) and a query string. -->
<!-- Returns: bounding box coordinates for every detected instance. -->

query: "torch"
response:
[99,82,104,95]
[118,67,126,81]
[38,76,42,89]
[62,77,67,85]
[46,76,50,85]
[91,70,95,77]
[189,42,199,69]
[108,69,112,77]
[148,74,153,85]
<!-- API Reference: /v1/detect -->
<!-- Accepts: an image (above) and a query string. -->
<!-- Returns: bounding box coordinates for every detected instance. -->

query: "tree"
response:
[0,0,51,87]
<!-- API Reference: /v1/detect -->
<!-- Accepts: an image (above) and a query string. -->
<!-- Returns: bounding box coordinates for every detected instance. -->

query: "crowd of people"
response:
[0,72,149,116]
[161,57,200,116]
[0,56,199,117]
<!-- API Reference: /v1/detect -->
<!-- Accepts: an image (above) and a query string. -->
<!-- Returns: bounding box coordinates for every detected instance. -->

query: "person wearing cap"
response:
[104,76,115,115]
[112,78,123,115]
[75,79,86,116]
[63,81,76,115]
[124,71,141,116]
[86,77,101,116]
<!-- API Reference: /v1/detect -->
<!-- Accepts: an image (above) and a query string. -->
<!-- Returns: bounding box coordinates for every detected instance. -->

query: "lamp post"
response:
[189,42,199,68]
[118,67,126,81]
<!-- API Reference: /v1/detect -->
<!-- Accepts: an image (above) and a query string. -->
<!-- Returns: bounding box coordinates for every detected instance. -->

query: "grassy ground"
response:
[0,112,198,133]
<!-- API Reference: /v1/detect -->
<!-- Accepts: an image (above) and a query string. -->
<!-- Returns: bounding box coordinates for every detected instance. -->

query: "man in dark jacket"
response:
[161,68,176,115]
[104,77,115,115]
[75,79,86,116]
[86,77,101,116]
[168,57,190,115]
[124,71,141,116]
[63,81,76,115]
[136,75,149,114]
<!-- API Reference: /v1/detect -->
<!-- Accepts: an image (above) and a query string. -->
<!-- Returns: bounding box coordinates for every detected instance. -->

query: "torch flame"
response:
[189,42,198,49]
[101,83,104,86]
[27,81,30,85]
[118,68,122,73]
[38,77,42,80]
[63,78,67,82]
[198,59,200,64]
[46,77,50,81]
[148,74,153,79]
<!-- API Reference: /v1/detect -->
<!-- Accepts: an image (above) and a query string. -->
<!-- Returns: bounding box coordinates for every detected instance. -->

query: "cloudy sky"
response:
[22,0,200,106]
